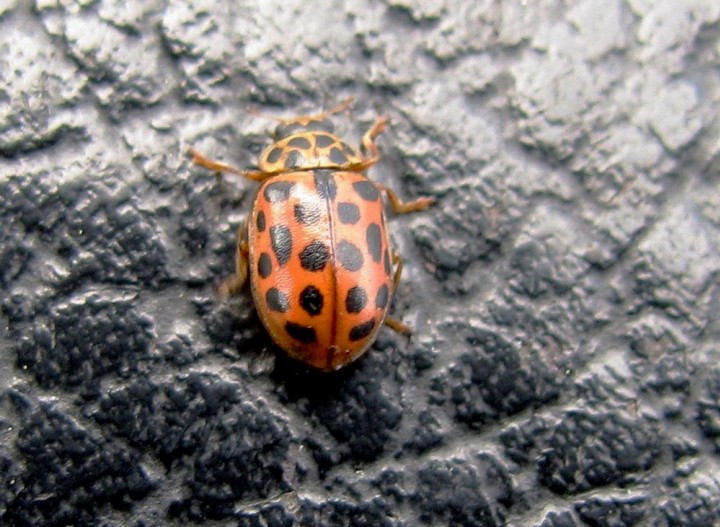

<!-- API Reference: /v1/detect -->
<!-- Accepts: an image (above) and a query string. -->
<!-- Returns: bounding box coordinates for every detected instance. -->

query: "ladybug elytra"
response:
[189,98,434,371]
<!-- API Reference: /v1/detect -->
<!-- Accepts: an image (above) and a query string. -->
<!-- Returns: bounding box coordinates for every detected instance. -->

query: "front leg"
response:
[350,116,389,171]
[188,148,271,182]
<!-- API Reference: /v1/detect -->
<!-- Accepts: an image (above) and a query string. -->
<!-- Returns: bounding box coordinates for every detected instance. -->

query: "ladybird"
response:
[189,98,434,371]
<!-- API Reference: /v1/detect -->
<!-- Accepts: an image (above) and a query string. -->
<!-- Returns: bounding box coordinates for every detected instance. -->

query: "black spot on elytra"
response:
[270,225,292,266]
[366,223,382,262]
[384,249,392,276]
[266,288,289,313]
[256,210,266,232]
[264,181,294,203]
[338,202,360,225]
[284,150,307,169]
[294,203,322,225]
[285,322,317,344]
[299,285,324,316]
[352,180,379,201]
[258,252,272,278]
[349,319,375,342]
[299,241,330,272]
[315,134,335,148]
[266,146,283,164]
[375,284,389,309]
[288,136,312,149]
[338,240,363,272]
[314,170,337,200]
[329,147,347,165]
[345,286,367,313]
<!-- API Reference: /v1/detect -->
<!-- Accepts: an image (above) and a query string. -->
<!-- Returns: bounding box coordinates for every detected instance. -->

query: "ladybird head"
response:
[271,97,353,140]
[273,117,335,140]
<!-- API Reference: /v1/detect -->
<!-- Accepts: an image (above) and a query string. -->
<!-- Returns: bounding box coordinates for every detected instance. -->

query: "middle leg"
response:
[216,219,250,298]
[188,148,270,182]
[377,183,436,214]
[384,252,412,336]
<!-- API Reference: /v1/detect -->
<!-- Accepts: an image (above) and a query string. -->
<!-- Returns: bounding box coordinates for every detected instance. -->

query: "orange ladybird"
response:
[189,98,434,371]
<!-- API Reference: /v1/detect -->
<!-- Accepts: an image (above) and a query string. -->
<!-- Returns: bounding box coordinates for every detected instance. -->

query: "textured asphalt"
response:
[1,1,720,526]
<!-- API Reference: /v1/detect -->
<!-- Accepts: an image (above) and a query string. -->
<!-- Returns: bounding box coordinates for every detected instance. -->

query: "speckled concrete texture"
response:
[1,0,720,525]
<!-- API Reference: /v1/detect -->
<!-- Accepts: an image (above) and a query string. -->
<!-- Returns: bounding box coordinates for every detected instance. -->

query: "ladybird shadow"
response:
[270,351,362,404]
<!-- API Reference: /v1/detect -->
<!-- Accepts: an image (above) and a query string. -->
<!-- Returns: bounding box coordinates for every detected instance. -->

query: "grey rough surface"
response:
[1,0,720,525]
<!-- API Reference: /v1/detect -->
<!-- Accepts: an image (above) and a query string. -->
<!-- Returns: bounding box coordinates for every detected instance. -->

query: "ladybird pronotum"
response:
[189,98,434,371]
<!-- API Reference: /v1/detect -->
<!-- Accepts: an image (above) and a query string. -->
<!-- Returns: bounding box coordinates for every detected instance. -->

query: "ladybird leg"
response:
[384,252,412,335]
[216,220,250,298]
[377,183,436,214]
[263,97,355,128]
[384,316,412,336]
[188,148,270,182]
[390,251,403,292]
[310,96,355,121]
[352,116,389,171]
